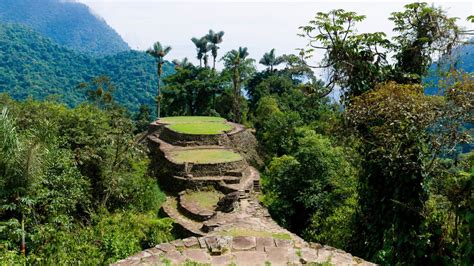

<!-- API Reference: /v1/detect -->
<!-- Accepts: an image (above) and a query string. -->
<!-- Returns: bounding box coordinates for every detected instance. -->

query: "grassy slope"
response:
[169,149,242,164]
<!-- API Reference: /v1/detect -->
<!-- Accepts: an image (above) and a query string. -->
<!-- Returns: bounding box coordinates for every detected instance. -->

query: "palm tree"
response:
[0,108,42,257]
[206,30,225,70]
[146,41,172,118]
[191,37,210,68]
[172,57,193,69]
[222,47,255,123]
[259,48,284,72]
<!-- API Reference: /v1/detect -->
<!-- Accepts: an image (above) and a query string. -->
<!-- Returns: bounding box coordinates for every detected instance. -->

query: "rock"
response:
[232,236,257,251]
[309,242,323,249]
[315,249,334,264]
[233,251,267,266]
[216,192,241,213]
[198,237,207,249]
[265,247,289,265]
[204,236,220,255]
[274,239,293,248]
[182,249,210,263]
[162,250,185,264]
[182,237,199,248]
[300,247,318,264]
[256,237,275,251]
[170,239,184,249]
[211,254,233,265]
[155,243,176,253]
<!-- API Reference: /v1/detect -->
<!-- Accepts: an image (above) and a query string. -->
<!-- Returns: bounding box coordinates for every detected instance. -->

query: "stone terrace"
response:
[114,117,375,265]
[114,235,376,266]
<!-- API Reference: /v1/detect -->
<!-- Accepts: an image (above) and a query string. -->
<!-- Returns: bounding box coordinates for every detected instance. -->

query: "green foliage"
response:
[0,0,129,56]
[96,211,173,264]
[262,130,358,249]
[162,66,225,116]
[347,80,472,264]
[0,23,174,114]
[222,47,256,123]
[0,96,172,263]
[390,2,461,83]
[299,9,392,101]
[299,4,464,102]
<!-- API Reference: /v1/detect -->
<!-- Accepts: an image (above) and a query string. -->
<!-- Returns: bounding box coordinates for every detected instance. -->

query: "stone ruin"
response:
[113,117,375,265]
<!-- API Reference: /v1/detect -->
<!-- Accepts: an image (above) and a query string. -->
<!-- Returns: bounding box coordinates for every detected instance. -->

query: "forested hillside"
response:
[0,1,472,265]
[0,0,129,56]
[0,96,174,264]
[0,23,174,113]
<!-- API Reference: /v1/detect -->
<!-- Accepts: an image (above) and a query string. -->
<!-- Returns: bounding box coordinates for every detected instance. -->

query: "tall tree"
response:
[172,57,193,69]
[390,2,461,83]
[191,37,210,68]
[222,47,255,123]
[259,48,284,72]
[299,9,392,102]
[146,41,172,118]
[206,30,225,70]
[77,76,116,109]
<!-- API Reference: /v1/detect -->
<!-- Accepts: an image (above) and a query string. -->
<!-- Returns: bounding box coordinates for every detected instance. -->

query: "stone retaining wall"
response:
[159,126,233,147]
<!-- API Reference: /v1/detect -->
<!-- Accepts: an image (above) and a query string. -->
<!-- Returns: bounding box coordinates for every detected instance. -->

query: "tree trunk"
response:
[157,62,162,118]
[21,214,25,256]
[232,67,241,123]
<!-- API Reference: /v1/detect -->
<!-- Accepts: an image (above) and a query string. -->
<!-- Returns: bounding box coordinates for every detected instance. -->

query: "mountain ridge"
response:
[0,23,174,113]
[0,0,130,56]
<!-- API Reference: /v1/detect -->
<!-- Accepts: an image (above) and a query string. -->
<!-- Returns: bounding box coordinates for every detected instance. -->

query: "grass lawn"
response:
[159,116,226,124]
[219,228,292,240]
[169,149,242,164]
[183,190,224,210]
[167,122,233,135]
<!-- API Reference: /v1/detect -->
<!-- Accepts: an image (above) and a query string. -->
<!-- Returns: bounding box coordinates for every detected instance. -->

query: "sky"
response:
[76,0,473,70]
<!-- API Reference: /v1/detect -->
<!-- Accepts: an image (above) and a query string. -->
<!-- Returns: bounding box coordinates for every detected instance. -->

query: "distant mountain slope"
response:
[0,23,174,113]
[425,42,474,95]
[0,0,129,56]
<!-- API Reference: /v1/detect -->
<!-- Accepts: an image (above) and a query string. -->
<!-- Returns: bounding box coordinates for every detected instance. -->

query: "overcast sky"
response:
[76,0,473,70]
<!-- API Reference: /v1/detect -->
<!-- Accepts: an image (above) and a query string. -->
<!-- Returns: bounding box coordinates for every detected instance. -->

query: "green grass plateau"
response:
[159,116,226,124]
[169,149,242,164]
[167,122,233,135]
[183,190,224,210]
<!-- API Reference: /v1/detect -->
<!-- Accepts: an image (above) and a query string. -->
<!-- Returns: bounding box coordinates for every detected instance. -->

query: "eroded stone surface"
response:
[232,236,256,251]
[113,235,376,266]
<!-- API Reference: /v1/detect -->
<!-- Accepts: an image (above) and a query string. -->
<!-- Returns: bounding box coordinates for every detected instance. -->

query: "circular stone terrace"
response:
[152,116,245,147]
[160,116,232,135]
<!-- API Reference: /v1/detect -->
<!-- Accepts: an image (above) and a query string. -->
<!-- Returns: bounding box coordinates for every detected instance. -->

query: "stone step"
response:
[253,179,261,192]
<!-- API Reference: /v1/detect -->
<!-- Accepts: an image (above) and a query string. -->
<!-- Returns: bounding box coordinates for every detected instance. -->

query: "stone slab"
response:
[233,251,267,266]
[256,237,275,251]
[182,249,210,263]
[232,236,257,251]
[265,247,289,265]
